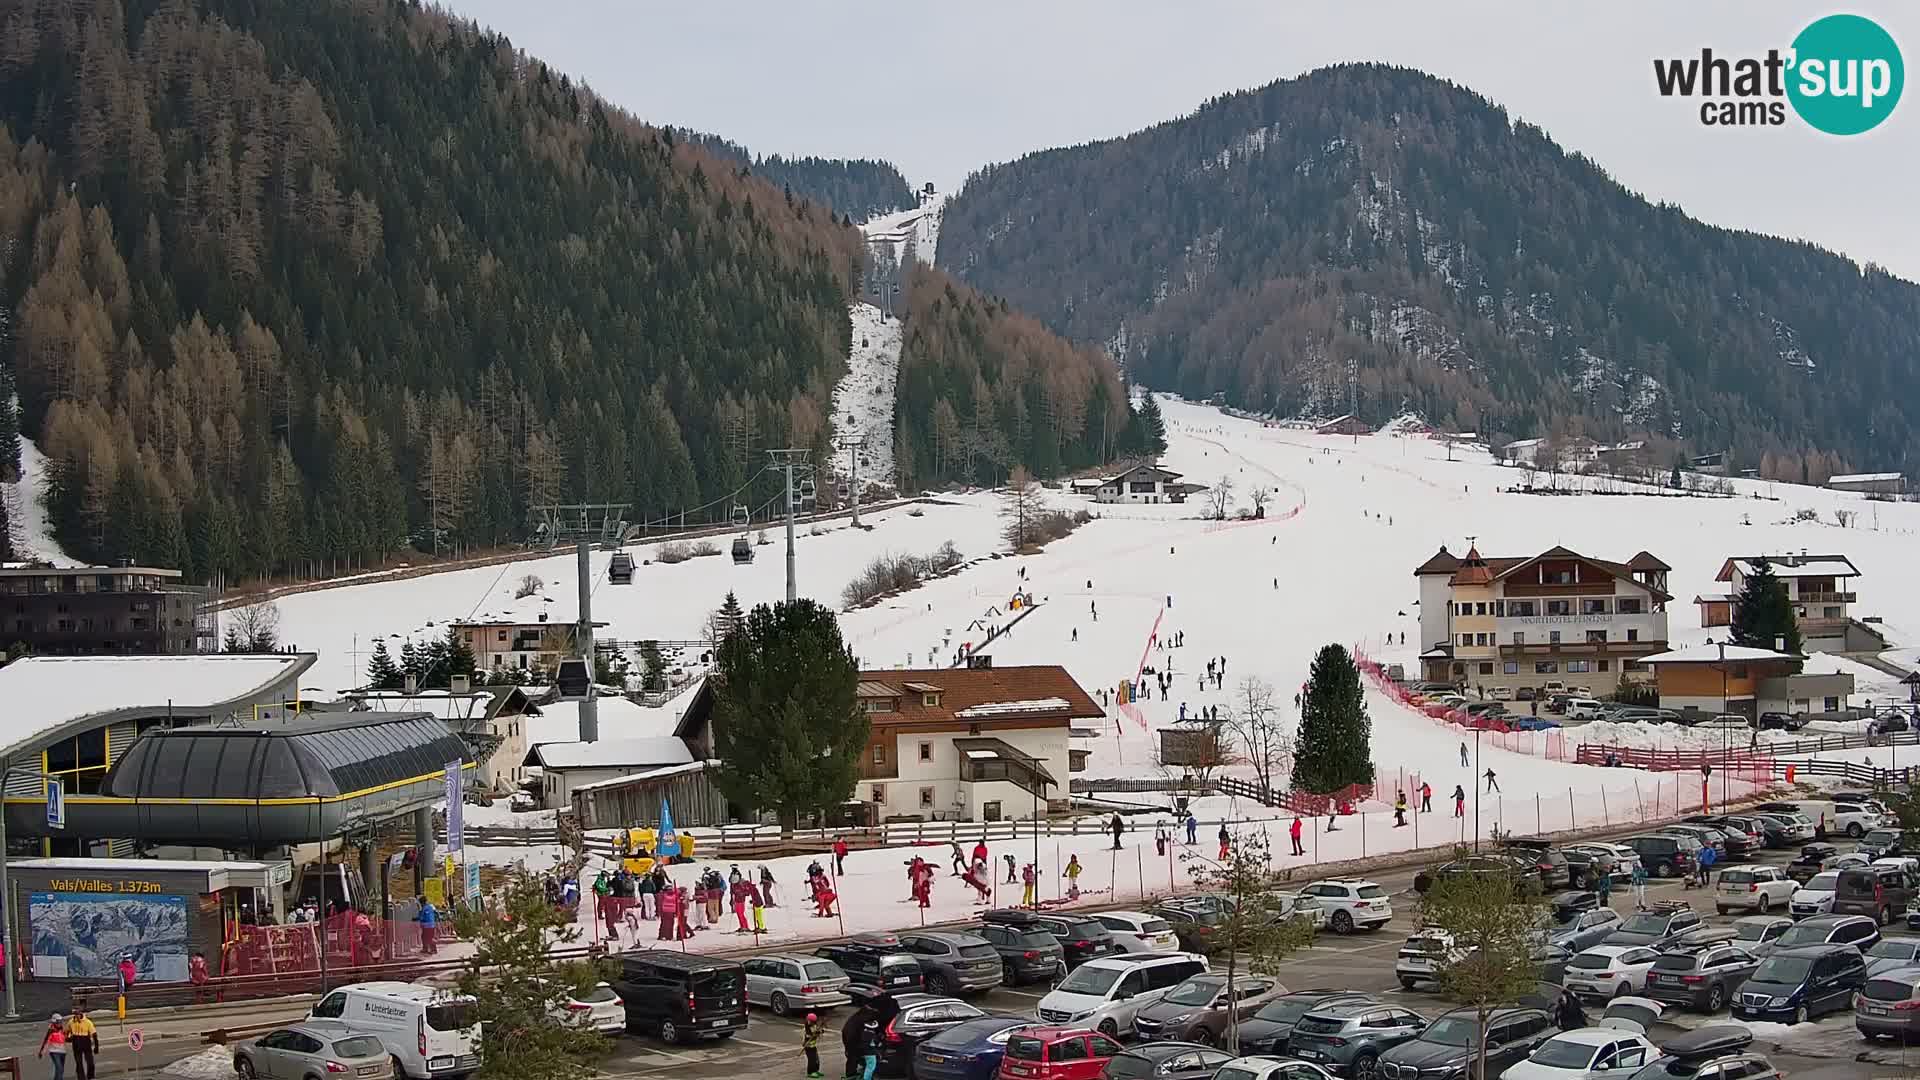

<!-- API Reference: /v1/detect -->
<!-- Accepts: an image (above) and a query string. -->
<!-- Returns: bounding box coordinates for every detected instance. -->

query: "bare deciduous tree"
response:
[1154,721,1236,793]
[514,574,544,599]
[1001,465,1043,550]
[1224,676,1294,796]
[1249,485,1270,518]
[1204,474,1235,520]
[223,601,282,653]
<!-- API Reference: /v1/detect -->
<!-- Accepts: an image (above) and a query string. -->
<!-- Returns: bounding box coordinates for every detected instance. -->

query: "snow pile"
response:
[159,1048,236,1079]
[956,698,1071,717]
[830,303,902,494]
[4,435,80,566]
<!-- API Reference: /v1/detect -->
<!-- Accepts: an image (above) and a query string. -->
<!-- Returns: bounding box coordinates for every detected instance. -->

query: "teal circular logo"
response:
[1787,14,1904,135]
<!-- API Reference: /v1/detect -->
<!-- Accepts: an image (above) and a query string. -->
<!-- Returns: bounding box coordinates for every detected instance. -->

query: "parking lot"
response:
[550,838,1920,1079]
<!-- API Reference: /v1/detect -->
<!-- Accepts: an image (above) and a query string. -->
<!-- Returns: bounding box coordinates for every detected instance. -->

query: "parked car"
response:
[1565,698,1607,721]
[1732,944,1867,1024]
[1211,1058,1339,1080]
[985,910,1120,969]
[1856,965,1920,1042]
[1375,1007,1554,1080]
[1863,938,1920,978]
[1728,916,1792,956]
[1603,903,1704,948]
[1285,1001,1427,1078]
[1712,867,1798,915]
[1395,929,1468,989]
[1786,843,1838,883]
[1412,855,1539,896]
[611,951,748,1044]
[1546,905,1623,954]
[1152,905,1225,954]
[996,1027,1121,1080]
[976,919,1068,985]
[873,994,990,1077]
[1621,835,1699,879]
[913,1017,1033,1080]
[900,932,1006,996]
[1770,913,1881,953]
[1641,940,1759,1012]
[1788,871,1842,920]
[741,954,852,1016]
[1562,945,1663,1002]
[1624,1026,1777,1080]
[1231,992,1377,1058]
[1094,911,1183,954]
[1754,812,1816,845]
[552,980,628,1034]
[1036,953,1210,1037]
[1723,815,1791,850]
[1102,1043,1237,1080]
[1131,973,1286,1046]
[1870,712,1911,735]
[1298,880,1394,934]
[1564,843,1642,880]
[1273,891,1329,932]
[1859,828,1911,861]
[1832,866,1915,926]
[1827,803,1885,839]
[815,944,926,995]
[1500,1027,1658,1080]
[1656,825,1733,859]
[234,1022,392,1080]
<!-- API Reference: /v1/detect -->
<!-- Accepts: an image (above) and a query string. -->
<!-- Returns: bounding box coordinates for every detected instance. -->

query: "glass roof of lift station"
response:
[103,712,471,800]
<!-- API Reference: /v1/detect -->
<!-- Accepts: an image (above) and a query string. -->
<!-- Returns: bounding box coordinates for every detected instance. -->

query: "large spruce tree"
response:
[1294,643,1374,793]
[1132,394,1169,456]
[365,639,403,690]
[1729,557,1803,658]
[710,599,868,828]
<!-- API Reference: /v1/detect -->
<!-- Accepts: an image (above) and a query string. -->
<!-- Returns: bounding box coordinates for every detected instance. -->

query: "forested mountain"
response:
[675,131,915,222]
[940,64,1920,474]
[0,0,867,581]
[894,264,1138,490]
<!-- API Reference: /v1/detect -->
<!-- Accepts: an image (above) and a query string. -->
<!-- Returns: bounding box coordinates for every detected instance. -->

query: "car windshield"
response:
[1214,1069,1262,1080]
[1065,921,1109,939]
[1006,1036,1046,1061]
[1057,965,1123,995]
[1357,885,1388,899]
[1648,954,1697,973]
[1773,925,1831,947]
[1014,932,1057,948]
[577,985,620,1003]
[1868,941,1918,959]
[1103,1055,1160,1080]
[1141,919,1173,934]
[1163,978,1224,1006]
[1735,923,1775,941]
[1255,998,1327,1023]
[332,1036,385,1059]
[1866,831,1900,846]
[426,1002,475,1031]
[1753,956,1814,983]
[1569,953,1616,971]
[1865,978,1920,1002]
[803,962,842,980]
[1529,1039,1598,1068]
[1805,872,1840,891]
[1420,1016,1478,1046]
[1617,914,1669,934]
[1719,871,1757,883]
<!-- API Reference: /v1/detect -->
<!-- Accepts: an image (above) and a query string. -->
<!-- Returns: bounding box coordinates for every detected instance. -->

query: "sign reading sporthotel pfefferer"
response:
[46,878,168,894]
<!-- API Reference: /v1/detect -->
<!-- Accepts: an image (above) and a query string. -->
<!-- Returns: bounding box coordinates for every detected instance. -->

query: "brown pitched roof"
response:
[1414,546,1460,575]
[1449,546,1494,586]
[1627,551,1672,572]
[856,665,1103,728]
[1445,546,1675,601]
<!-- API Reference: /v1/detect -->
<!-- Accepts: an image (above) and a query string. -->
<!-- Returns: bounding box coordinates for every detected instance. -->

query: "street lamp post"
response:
[1716,640,1728,812]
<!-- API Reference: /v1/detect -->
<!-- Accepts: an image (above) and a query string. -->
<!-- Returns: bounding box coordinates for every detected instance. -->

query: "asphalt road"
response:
[14,840,1915,1079]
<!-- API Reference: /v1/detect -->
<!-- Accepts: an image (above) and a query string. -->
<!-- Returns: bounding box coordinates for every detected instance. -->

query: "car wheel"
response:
[237,1059,258,1080]
[1003,960,1018,985]
[1656,862,1675,879]
[1332,910,1355,934]
[1353,1052,1381,1080]
[1757,895,1771,913]
[1791,1004,1807,1025]
[1572,870,1588,890]
[1098,1019,1119,1039]
[391,1057,409,1080]
[770,991,790,1017]
[1611,982,1628,1000]
[1190,1028,1216,1048]
[1716,906,1728,916]
[1848,823,1865,838]
[927,972,952,995]
[1706,984,1725,1012]
[660,1018,683,1044]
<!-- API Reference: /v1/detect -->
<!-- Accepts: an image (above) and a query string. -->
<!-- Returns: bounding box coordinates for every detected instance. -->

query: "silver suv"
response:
[1285,1001,1425,1078]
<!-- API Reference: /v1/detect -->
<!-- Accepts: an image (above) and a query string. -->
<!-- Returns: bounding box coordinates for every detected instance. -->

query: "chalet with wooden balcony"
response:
[1699,552,1870,651]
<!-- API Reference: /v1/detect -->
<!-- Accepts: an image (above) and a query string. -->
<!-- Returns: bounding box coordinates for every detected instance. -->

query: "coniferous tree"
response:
[0,366,20,484]
[1294,643,1374,793]
[636,640,666,692]
[399,639,425,687]
[366,639,403,690]
[709,599,869,828]
[1729,557,1803,659]
[1134,394,1169,456]
[442,625,478,684]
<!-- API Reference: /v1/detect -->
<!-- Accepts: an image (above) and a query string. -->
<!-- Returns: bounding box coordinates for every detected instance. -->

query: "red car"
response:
[996,1027,1121,1080]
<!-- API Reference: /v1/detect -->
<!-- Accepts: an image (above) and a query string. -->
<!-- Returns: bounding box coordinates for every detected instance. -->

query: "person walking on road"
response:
[832,836,850,876]
[415,895,439,955]
[1484,768,1500,793]
[64,1007,96,1080]
[38,1014,67,1080]
[1289,815,1305,856]
[803,1013,823,1078]
[1108,813,1125,851]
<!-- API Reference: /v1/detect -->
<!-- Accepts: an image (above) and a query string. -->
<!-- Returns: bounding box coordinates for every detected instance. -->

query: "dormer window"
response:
[923,693,941,707]
[862,698,896,713]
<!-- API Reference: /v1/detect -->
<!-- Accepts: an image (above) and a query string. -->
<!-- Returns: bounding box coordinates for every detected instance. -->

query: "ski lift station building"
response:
[0,653,475,856]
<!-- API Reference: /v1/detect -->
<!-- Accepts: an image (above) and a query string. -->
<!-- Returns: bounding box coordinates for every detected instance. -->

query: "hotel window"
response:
[1459,634,1471,647]
[1549,631,1562,643]
[1566,660,1590,673]
[871,785,886,804]
[1582,599,1609,615]
[1458,603,1471,616]
[1452,663,1466,676]
[920,787,935,808]
[864,698,895,713]
[1510,601,1537,617]
[918,742,933,762]
[1597,660,1611,672]
[1479,663,1494,675]
[923,693,942,707]
[1511,632,1525,645]
[1617,598,1643,614]
[872,744,886,765]
[1535,660,1559,674]
[1547,600,1572,616]
[1475,603,1488,616]
[497,629,508,642]
[1475,633,1489,646]
[1493,601,1506,617]
[1503,662,1520,674]
[1545,568,1575,585]
[1626,629,1639,643]
[1586,630,1607,643]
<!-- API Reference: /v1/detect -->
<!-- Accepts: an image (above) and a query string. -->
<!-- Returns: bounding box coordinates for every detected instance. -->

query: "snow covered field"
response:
[272,393,1920,942]
[829,303,903,493]
[4,434,79,566]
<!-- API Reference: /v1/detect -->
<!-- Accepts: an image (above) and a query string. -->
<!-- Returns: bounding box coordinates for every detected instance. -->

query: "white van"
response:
[1036,952,1208,1036]
[308,982,481,1079]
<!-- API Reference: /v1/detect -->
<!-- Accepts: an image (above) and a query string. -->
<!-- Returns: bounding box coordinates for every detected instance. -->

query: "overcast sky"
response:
[440,1,1918,281]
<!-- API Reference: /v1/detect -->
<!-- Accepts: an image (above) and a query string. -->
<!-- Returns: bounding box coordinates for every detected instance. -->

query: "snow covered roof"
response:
[524,695,683,747]
[0,653,315,757]
[572,760,708,793]
[1638,644,1799,665]
[1828,472,1904,484]
[1502,438,1546,450]
[955,697,1071,718]
[523,736,693,770]
[1718,555,1860,581]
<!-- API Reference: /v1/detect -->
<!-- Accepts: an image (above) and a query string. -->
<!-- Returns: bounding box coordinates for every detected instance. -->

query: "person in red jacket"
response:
[832,837,850,875]
[1289,815,1305,856]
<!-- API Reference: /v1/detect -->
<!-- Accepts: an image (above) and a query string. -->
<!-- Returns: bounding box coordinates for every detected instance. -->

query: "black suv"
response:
[612,950,748,1044]
[815,943,926,993]
[1377,1007,1554,1079]
[1642,940,1759,1013]
[1786,843,1839,884]
[1859,829,1910,861]
[1733,944,1867,1024]
[973,919,1066,985]
[1624,834,1700,878]
[982,909,1117,968]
